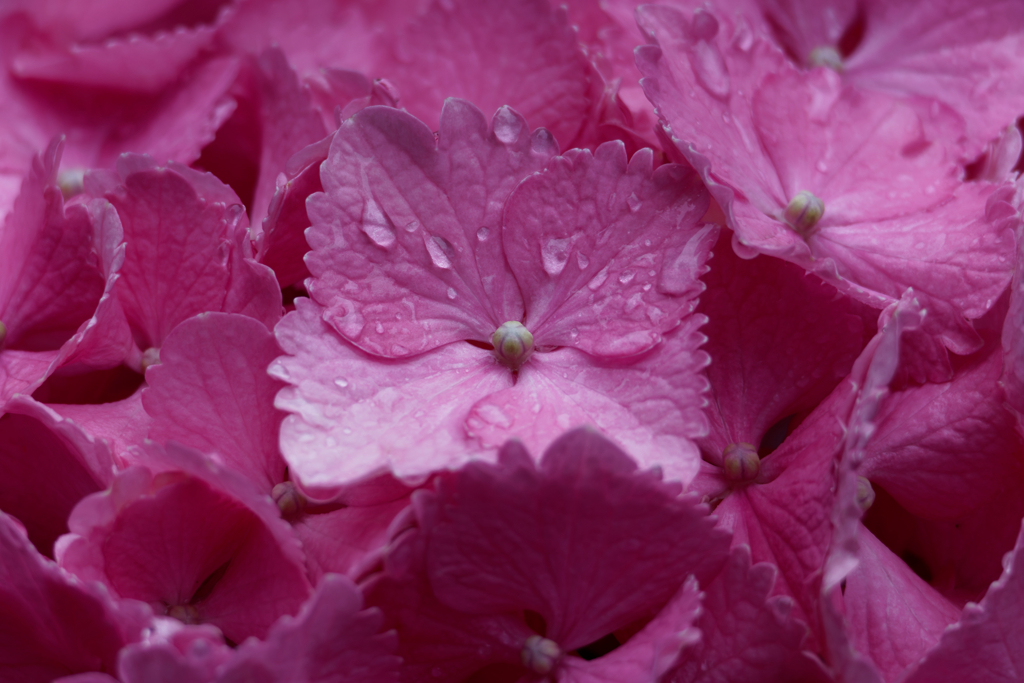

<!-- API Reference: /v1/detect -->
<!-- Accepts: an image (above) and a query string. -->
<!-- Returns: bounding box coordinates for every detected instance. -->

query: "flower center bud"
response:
[808,45,843,71]
[855,476,875,511]
[783,190,825,236]
[140,347,161,372]
[522,635,561,674]
[272,481,307,517]
[492,321,534,370]
[167,603,201,624]
[722,443,760,482]
[57,168,86,200]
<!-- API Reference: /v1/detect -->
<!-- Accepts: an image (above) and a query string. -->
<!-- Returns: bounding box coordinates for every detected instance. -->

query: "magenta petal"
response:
[12,24,216,93]
[249,48,327,227]
[59,452,311,643]
[49,392,152,464]
[667,546,831,683]
[0,137,104,351]
[698,231,873,452]
[560,578,703,683]
[385,0,596,149]
[143,312,287,492]
[216,575,400,683]
[503,142,713,356]
[118,622,231,683]
[902,523,1024,683]
[465,316,710,485]
[307,101,555,357]
[426,428,730,648]
[92,156,280,351]
[0,511,150,681]
[841,528,960,682]
[0,395,113,557]
[273,297,510,495]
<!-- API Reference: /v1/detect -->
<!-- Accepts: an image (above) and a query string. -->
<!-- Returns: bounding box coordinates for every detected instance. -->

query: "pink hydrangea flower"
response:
[273,100,715,495]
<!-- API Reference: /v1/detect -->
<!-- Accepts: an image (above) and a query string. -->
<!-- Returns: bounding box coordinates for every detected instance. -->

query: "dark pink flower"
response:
[364,428,729,682]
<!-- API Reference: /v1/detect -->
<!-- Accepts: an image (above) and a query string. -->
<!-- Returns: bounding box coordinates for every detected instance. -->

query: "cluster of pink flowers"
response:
[2,0,1024,681]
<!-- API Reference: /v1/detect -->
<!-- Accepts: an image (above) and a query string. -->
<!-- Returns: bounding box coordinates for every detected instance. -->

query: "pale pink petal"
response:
[143,312,286,492]
[272,297,510,496]
[666,546,832,683]
[118,621,231,683]
[384,0,597,149]
[11,0,190,42]
[1001,219,1024,419]
[215,575,400,683]
[465,315,710,485]
[503,142,713,356]
[306,100,555,357]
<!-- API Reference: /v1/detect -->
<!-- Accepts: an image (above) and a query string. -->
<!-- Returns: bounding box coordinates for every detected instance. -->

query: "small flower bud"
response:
[722,443,760,482]
[57,168,86,200]
[492,321,534,370]
[522,635,561,674]
[808,46,843,71]
[272,481,307,517]
[855,476,875,511]
[783,191,825,236]
[140,347,161,372]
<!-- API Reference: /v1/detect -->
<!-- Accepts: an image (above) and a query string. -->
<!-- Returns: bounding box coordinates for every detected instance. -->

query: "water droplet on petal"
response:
[447,287,457,300]
[588,266,610,291]
[361,199,396,248]
[375,322,384,334]
[576,252,589,269]
[689,37,730,98]
[542,237,572,276]
[334,378,349,388]
[493,106,524,145]
[405,220,420,233]
[424,234,453,269]
[618,271,635,285]
[476,226,490,241]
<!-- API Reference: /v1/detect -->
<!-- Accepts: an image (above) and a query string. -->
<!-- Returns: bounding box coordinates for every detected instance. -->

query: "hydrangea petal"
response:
[0,395,113,557]
[143,312,286,492]
[306,100,555,357]
[841,528,960,681]
[384,0,597,149]
[215,575,400,683]
[697,231,872,453]
[0,511,149,681]
[465,316,710,485]
[902,522,1024,683]
[272,297,510,495]
[666,546,832,683]
[426,428,729,649]
[502,142,713,356]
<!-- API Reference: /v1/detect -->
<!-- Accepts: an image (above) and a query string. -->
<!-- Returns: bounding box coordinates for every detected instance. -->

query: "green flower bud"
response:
[808,46,843,71]
[723,442,760,482]
[783,191,825,236]
[522,635,561,674]
[492,321,534,370]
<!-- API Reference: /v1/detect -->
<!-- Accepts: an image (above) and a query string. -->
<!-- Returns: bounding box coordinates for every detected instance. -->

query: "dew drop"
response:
[476,226,490,241]
[405,220,420,233]
[447,287,457,299]
[334,378,349,388]
[424,234,453,269]
[816,160,828,173]
[375,322,384,333]
[689,38,730,99]
[588,266,610,290]
[618,271,635,284]
[576,252,590,269]
[541,237,572,276]
[361,199,395,248]
[493,106,524,145]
